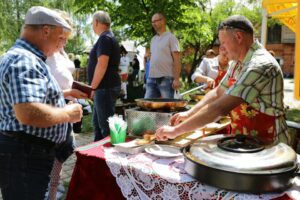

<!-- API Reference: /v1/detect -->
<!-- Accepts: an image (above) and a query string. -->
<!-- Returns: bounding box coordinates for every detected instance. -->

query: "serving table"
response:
[66,137,300,200]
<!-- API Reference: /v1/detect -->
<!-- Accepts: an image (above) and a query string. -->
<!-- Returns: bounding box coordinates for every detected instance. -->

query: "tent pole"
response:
[295,2,300,100]
[261,9,268,47]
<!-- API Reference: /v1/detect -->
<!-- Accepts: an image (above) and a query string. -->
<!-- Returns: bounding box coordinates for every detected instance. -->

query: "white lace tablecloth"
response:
[104,147,300,200]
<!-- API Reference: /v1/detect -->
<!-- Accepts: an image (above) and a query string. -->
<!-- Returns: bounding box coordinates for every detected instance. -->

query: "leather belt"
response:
[0,131,56,149]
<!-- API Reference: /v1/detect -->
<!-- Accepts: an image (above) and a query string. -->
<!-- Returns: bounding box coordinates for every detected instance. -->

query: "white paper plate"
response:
[114,139,154,154]
[145,144,182,157]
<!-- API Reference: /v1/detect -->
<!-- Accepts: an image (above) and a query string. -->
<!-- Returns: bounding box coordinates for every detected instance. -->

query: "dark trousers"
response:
[93,86,121,141]
[0,133,55,200]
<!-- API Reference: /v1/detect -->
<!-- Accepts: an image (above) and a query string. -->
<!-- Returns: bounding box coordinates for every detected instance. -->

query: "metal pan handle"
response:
[180,85,206,96]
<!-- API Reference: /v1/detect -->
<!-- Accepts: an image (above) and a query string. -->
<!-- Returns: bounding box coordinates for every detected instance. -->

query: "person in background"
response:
[0,6,82,200]
[156,15,289,146]
[74,55,81,81]
[205,49,217,58]
[74,55,81,68]
[144,51,151,83]
[119,49,130,101]
[45,10,88,200]
[119,47,130,80]
[131,54,140,80]
[144,13,181,99]
[191,46,229,89]
[88,11,121,141]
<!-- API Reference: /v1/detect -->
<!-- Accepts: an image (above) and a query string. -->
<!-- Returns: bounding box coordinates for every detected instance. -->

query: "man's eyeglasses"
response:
[151,18,162,23]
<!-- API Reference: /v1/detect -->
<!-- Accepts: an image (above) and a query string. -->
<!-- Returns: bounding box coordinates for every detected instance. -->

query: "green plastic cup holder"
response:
[110,128,126,145]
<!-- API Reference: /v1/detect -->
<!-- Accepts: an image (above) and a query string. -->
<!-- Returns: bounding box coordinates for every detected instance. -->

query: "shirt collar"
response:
[14,39,47,61]
[100,30,113,37]
[156,31,169,37]
[242,39,262,67]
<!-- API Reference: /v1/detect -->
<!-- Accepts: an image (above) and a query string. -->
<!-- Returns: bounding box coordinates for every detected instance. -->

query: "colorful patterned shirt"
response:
[220,40,289,144]
[0,39,68,143]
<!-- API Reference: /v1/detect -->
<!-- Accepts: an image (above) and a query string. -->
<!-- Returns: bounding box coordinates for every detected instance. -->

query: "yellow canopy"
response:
[262,0,300,100]
[262,0,297,32]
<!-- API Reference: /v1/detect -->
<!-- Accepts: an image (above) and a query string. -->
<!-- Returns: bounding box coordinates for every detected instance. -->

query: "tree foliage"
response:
[0,0,268,80]
[74,0,196,45]
[0,0,87,54]
[74,0,263,82]
[177,0,238,79]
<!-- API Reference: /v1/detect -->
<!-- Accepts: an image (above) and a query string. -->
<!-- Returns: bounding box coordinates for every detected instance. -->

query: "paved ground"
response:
[283,78,300,109]
[0,78,299,200]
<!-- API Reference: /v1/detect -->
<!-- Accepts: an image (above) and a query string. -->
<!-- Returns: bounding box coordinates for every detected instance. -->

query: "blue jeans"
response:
[0,133,55,200]
[144,77,174,98]
[93,86,121,141]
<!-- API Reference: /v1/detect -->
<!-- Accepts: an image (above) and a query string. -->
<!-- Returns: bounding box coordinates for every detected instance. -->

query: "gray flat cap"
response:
[25,6,71,31]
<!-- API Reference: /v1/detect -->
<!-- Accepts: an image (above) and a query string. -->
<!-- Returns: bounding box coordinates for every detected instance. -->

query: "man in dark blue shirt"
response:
[88,11,121,141]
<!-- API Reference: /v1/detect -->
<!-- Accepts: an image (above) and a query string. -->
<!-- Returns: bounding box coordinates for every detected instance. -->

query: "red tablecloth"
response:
[66,137,125,200]
[66,137,295,200]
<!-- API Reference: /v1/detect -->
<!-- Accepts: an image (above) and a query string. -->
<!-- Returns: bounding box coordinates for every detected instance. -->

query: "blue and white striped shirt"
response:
[0,39,68,143]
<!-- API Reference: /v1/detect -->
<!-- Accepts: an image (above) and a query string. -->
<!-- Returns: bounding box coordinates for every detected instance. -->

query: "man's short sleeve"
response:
[191,59,209,82]
[169,34,180,52]
[198,59,209,75]
[96,35,112,58]
[226,67,271,104]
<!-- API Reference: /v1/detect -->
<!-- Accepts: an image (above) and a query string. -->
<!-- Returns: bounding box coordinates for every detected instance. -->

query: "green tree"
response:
[172,0,237,82]
[65,13,91,55]
[75,0,262,82]
[0,0,40,53]
[0,0,87,55]
[74,0,196,44]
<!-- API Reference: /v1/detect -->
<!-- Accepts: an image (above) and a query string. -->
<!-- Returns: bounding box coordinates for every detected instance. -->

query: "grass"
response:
[286,109,300,122]
[81,114,93,133]
[285,109,300,153]
[79,99,94,134]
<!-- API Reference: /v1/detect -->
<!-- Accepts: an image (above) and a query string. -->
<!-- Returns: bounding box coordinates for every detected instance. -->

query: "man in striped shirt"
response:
[0,6,82,200]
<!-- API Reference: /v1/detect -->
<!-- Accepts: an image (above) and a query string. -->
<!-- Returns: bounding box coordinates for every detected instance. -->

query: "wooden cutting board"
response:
[156,117,231,148]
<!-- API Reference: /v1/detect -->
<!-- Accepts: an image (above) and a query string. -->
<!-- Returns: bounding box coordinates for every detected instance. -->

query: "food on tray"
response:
[136,133,156,145]
[203,122,224,131]
[144,134,156,141]
[157,117,231,147]
[136,139,152,145]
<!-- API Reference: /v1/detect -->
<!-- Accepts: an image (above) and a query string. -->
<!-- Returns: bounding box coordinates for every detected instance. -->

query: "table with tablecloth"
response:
[66,137,300,200]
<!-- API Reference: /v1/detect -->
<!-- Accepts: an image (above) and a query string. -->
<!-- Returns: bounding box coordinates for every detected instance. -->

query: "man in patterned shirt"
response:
[156,15,289,145]
[0,6,82,200]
